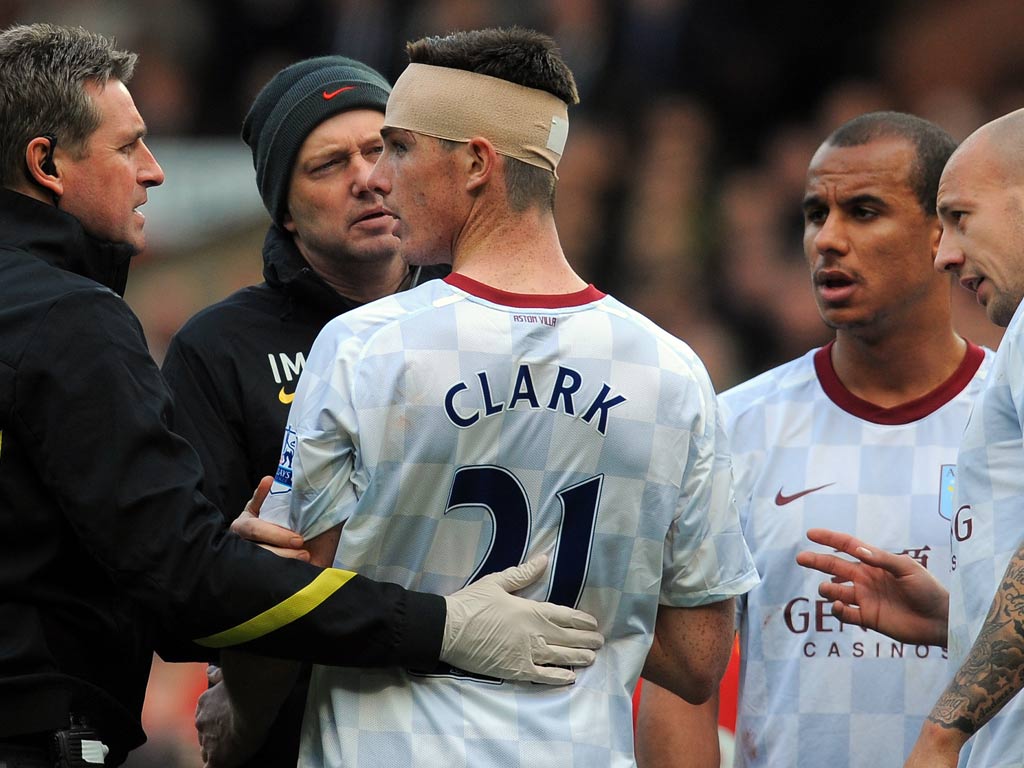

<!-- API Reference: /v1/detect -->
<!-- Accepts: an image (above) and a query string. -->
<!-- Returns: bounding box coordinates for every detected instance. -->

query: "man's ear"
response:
[464,136,498,193]
[928,216,943,261]
[24,135,63,199]
[281,210,297,234]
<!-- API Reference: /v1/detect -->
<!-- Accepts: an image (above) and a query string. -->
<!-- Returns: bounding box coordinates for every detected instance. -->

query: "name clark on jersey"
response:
[444,363,627,436]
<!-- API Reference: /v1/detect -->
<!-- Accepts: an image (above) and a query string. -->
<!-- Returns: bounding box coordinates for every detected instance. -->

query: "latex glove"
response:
[440,554,604,685]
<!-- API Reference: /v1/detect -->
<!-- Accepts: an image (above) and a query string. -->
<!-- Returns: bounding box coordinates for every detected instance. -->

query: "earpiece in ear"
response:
[40,133,57,177]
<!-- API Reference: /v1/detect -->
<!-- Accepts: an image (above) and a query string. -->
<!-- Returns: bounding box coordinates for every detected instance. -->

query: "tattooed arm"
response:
[905,541,1024,768]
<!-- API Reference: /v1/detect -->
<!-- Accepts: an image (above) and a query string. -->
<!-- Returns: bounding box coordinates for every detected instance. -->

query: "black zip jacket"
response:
[0,190,444,764]
[161,225,448,766]
[162,224,449,522]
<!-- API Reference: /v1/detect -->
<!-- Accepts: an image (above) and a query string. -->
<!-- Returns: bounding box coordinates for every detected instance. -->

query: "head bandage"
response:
[384,63,569,175]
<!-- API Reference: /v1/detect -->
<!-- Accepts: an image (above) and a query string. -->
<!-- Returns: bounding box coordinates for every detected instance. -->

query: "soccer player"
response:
[0,24,603,768]
[636,112,992,768]
[162,55,449,767]
[799,108,1024,767]
[215,26,759,767]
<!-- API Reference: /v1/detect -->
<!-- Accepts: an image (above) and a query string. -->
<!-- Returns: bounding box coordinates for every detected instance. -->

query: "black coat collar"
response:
[0,188,135,296]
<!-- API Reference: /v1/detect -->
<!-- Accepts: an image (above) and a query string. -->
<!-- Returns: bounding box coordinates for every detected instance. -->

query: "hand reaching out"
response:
[795,528,949,647]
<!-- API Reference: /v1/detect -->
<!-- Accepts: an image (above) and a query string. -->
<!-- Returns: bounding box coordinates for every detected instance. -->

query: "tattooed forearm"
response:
[927,543,1024,735]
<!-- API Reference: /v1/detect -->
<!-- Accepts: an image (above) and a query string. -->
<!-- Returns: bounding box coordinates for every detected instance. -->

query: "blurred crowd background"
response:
[5,0,1021,764]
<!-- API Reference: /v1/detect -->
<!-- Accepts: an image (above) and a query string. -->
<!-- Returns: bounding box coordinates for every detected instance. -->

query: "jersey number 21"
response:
[430,464,603,682]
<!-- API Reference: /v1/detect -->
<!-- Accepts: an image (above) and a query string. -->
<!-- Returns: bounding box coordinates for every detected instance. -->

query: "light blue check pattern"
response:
[948,303,1024,768]
[724,347,991,768]
[262,278,758,768]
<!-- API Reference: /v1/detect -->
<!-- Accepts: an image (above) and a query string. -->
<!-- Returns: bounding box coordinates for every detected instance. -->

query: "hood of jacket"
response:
[259,224,365,320]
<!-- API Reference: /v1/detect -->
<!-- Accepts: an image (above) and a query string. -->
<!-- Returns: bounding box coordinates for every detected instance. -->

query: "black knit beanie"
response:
[242,55,392,226]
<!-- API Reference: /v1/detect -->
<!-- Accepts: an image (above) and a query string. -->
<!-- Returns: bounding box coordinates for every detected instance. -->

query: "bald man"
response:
[798,108,1024,767]
[905,108,1024,768]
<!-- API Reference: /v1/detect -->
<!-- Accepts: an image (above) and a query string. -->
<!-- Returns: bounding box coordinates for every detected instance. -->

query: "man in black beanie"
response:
[162,55,451,767]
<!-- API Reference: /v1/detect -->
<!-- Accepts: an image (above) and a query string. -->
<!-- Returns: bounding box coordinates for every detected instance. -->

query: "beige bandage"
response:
[384,63,569,175]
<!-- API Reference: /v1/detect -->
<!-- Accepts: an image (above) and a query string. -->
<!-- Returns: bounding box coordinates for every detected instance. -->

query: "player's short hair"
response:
[406,27,579,213]
[0,24,136,189]
[825,111,957,216]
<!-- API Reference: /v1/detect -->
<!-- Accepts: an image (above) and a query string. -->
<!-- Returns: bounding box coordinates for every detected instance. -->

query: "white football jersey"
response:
[725,341,990,768]
[948,303,1024,768]
[262,274,758,768]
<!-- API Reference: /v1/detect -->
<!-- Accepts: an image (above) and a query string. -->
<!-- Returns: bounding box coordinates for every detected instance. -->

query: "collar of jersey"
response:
[444,272,605,308]
[814,339,986,424]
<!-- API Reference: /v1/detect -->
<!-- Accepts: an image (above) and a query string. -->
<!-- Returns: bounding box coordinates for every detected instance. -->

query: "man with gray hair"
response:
[0,23,602,767]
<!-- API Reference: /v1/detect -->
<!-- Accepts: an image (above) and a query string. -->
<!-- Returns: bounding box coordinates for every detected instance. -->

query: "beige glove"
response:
[440,554,604,685]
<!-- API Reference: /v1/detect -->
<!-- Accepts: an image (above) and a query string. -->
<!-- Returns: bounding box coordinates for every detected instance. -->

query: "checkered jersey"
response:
[948,303,1024,768]
[724,341,990,768]
[261,274,758,768]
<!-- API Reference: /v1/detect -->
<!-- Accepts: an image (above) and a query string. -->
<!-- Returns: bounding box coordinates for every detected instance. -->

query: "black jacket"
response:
[0,191,444,764]
[163,224,448,522]
[162,225,448,765]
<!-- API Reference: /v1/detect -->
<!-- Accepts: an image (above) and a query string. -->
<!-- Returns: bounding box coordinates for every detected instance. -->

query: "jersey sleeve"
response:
[262,319,361,542]
[660,367,759,607]
[16,290,444,669]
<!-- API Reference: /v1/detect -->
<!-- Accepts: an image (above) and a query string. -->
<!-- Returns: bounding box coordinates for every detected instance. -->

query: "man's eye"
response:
[804,208,826,224]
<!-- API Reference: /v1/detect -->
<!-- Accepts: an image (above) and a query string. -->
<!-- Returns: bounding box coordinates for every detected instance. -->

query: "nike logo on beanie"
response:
[323,86,357,99]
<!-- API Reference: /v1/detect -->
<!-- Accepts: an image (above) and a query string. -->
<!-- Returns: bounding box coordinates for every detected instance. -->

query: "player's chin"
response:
[987,295,1018,328]
[819,308,872,332]
[400,243,453,267]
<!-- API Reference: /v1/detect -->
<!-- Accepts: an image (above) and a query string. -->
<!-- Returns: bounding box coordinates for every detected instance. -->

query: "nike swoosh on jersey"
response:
[278,387,295,404]
[774,482,835,506]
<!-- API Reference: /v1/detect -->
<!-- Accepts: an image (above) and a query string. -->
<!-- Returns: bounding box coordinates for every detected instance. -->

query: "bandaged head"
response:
[384,63,569,176]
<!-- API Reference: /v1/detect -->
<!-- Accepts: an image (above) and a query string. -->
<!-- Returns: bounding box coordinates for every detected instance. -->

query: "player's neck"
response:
[831,324,968,408]
[451,205,586,294]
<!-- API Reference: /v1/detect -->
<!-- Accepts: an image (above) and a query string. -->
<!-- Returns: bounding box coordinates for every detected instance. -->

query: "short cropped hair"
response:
[825,111,957,216]
[406,27,579,213]
[0,24,136,188]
